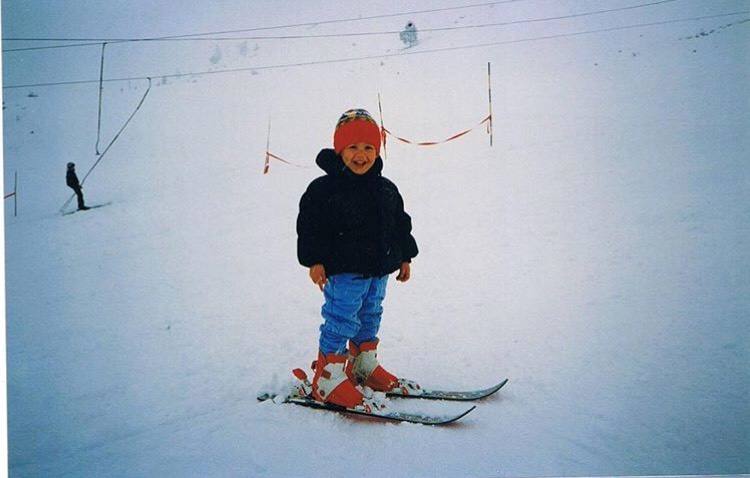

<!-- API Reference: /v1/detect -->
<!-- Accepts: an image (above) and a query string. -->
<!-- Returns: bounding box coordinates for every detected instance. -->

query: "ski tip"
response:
[482,378,509,398]
[486,378,509,393]
[444,405,477,425]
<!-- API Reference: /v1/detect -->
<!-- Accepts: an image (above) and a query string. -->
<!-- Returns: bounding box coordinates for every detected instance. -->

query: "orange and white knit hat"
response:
[333,109,382,156]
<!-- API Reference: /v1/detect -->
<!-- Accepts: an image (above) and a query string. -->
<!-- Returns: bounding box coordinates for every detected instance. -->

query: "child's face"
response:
[341,142,377,175]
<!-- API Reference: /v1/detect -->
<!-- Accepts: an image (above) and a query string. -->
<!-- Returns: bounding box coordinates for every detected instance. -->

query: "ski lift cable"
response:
[3,0,684,52]
[3,0,533,43]
[6,10,749,91]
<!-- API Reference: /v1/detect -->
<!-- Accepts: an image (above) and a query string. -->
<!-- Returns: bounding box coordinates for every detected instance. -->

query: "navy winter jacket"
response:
[66,169,81,189]
[297,148,418,277]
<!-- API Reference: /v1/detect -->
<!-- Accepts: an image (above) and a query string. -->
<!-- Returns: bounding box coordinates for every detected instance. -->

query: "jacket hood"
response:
[315,148,383,177]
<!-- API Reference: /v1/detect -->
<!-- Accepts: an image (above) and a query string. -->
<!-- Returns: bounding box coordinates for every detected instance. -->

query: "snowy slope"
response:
[3,1,749,476]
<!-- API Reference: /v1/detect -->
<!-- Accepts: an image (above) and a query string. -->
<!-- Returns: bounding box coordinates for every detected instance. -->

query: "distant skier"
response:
[66,162,89,211]
[399,21,418,48]
[297,108,419,412]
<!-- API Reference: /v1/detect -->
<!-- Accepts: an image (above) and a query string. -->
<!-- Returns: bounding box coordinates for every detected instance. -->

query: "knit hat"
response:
[333,109,382,156]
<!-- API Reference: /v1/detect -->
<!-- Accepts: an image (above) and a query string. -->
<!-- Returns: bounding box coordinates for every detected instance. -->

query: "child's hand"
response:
[396,262,411,282]
[309,264,327,291]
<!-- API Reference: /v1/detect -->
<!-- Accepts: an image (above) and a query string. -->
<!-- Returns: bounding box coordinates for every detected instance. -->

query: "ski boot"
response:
[311,351,377,412]
[348,339,400,392]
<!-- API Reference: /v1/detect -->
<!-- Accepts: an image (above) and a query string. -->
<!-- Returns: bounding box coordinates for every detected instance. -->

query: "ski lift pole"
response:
[95,42,107,155]
[60,77,152,213]
[487,62,494,147]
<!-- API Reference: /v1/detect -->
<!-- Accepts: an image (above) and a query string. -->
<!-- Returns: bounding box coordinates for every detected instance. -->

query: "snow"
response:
[2,1,749,476]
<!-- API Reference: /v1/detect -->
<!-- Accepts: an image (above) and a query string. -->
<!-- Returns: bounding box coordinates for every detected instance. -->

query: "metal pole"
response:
[14,171,17,217]
[264,118,271,174]
[487,62,494,147]
[96,42,107,155]
[378,93,387,160]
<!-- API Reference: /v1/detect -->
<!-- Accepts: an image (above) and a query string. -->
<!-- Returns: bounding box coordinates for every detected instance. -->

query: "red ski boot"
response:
[311,351,368,409]
[349,339,399,392]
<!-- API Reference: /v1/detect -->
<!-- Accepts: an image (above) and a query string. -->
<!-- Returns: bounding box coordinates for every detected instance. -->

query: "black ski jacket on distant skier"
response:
[66,169,81,189]
[297,148,418,278]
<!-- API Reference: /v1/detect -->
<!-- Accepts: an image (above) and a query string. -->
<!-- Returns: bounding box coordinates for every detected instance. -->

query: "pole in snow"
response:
[264,118,271,174]
[378,93,387,160]
[487,62,494,147]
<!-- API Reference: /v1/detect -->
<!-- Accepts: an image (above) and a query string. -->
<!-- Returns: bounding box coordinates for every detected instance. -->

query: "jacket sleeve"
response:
[396,193,419,262]
[296,180,330,268]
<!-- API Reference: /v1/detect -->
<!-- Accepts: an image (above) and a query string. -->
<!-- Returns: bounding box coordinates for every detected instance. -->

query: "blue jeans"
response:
[319,273,389,354]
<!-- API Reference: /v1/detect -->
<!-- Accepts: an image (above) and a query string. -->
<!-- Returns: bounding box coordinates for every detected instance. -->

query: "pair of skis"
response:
[257,369,508,426]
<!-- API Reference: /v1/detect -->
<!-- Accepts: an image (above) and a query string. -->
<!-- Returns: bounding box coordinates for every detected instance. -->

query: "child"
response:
[297,109,418,410]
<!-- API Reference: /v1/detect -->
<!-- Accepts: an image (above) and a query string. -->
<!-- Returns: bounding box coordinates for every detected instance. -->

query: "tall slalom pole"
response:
[487,62,494,147]
[264,118,271,174]
[378,93,387,160]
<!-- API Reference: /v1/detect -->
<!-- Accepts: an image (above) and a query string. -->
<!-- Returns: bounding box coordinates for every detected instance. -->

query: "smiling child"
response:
[296,108,419,410]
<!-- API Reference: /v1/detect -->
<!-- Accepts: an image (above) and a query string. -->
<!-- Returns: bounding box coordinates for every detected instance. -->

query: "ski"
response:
[62,202,112,216]
[257,392,476,425]
[257,369,509,424]
[387,378,509,401]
